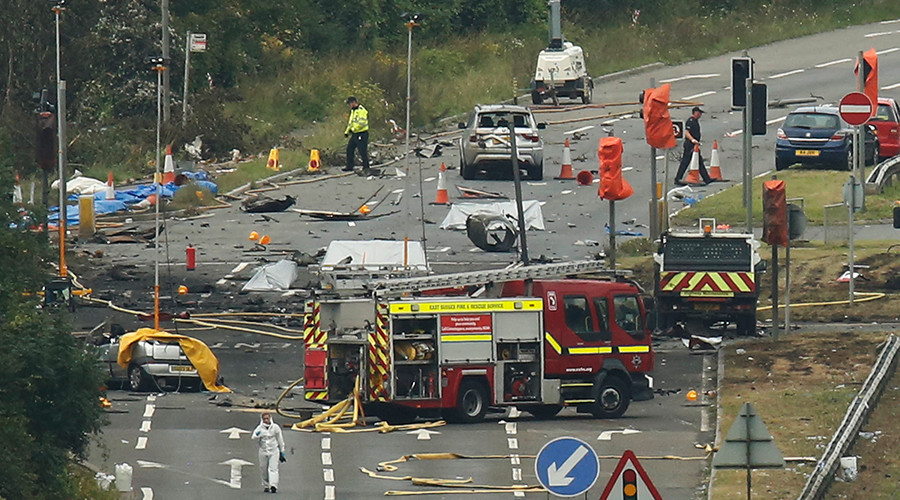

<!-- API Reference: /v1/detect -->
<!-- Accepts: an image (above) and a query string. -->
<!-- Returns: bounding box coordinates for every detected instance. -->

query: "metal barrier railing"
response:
[822,202,848,245]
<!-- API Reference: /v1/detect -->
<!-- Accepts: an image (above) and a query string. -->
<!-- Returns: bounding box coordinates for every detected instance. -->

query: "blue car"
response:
[775,105,879,171]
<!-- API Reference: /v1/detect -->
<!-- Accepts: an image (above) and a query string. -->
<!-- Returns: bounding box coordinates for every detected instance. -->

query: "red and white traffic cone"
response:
[684,144,702,185]
[163,145,176,184]
[432,163,450,205]
[554,138,575,180]
[105,172,115,200]
[708,140,723,181]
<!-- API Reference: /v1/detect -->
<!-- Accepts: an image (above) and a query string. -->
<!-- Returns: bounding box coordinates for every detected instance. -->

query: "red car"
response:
[868,97,900,161]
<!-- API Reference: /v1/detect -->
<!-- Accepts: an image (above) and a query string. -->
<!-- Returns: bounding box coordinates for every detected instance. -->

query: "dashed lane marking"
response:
[143,404,155,418]
[681,91,715,100]
[136,436,148,450]
[766,69,804,80]
[659,73,719,83]
[140,420,151,432]
[815,58,852,68]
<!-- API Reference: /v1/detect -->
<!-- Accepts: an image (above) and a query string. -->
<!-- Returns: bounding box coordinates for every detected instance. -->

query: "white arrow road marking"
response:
[597,429,642,441]
[135,436,148,450]
[547,445,589,487]
[141,487,154,499]
[219,458,254,489]
[407,429,441,440]
[220,427,250,440]
[234,342,261,349]
[140,420,152,432]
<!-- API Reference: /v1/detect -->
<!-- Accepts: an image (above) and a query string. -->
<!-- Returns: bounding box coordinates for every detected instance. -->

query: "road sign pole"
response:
[849,171,855,305]
[182,31,191,124]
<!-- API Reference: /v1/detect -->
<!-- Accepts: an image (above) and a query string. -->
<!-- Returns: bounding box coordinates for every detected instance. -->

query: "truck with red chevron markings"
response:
[654,222,764,336]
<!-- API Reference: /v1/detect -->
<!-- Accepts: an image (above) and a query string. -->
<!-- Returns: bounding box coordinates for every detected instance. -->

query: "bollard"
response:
[186,244,196,271]
[78,194,96,239]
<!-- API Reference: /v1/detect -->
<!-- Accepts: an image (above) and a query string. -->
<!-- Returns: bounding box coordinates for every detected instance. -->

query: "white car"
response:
[458,104,546,180]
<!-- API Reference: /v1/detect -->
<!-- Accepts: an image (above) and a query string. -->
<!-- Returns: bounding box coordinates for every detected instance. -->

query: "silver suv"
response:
[97,326,201,392]
[458,104,546,180]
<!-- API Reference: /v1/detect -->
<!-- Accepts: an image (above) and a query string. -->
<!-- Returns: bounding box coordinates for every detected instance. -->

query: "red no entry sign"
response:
[839,92,873,125]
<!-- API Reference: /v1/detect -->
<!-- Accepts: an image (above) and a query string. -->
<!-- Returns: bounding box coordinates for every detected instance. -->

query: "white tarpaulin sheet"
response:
[51,173,109,195]
[321,240,428,271]
[242,260,298,291]
[440,200,545,231]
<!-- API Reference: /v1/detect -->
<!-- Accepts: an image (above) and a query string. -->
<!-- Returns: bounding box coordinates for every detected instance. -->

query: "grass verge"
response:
[712,330,898,498]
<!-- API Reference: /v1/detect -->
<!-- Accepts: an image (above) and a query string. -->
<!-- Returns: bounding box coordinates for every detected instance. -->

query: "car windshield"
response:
[784,112,839,129]
[871,104,897,122]
[475,112,531,129]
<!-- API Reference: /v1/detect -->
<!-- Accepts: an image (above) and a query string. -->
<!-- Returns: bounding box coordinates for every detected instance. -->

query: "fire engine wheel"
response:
[526,405,563,419]
[128,364,152,392]
[531,91,543,105]
[451,380,489,423]
[590,375,630,419]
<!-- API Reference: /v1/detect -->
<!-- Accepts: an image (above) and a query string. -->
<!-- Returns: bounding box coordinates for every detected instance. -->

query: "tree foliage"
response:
[0,159,106,499]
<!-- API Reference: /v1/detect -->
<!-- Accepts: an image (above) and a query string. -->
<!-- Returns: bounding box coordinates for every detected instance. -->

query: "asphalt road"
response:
[78,19,900,499]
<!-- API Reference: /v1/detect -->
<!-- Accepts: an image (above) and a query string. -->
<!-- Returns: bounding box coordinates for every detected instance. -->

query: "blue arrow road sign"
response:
[535,436,600,497]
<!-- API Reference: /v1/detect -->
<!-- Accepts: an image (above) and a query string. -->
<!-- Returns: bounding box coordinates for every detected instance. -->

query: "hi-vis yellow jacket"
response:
[345,105,369,134]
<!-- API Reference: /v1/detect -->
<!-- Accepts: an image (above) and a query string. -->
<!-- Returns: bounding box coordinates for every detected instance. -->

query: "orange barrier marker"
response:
[266,148,280,171]
[576,170,593,186]
[163,145,176,184]
[708,140,723,181]
[432,163,450,205]
[684,144,702,185]
[554,138,575,179]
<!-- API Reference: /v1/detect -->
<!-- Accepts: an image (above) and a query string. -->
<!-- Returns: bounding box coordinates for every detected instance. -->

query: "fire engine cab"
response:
[303,260,654,423]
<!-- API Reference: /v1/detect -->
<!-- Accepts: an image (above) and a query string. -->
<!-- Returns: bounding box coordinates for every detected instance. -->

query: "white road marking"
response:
[147,395,156,402]
[865,30,898,38]
[136,436,148,450]
[701,355,714,432]
[512,468,522,481]
[767,69,804,80]
[234,342,261,349]
[219,458,253,489]
[325,485,336,500]
[321,437,331,450]
[424,176,436,182]
[598,429,641,440]
[216,278,227,285]
[815,58,852,68]
[883,82,900,90]
[565,125,594,135]
[141,487,154,499]
[880,18,900,24]
[209,342,224,349]
[602,118,622,126]
[681,90,715,100]
[220,427,250,440]
[510,455,521,465]
[323,468,334,482]
[140,420,152,432]
[505,422,517,434]
[725,115,786,137]
[322,452,332,465]
[137,460,165,468]
[877,47,899,55]
[659,73,719,83]
[507,438,519,449]
[143,404,155,418]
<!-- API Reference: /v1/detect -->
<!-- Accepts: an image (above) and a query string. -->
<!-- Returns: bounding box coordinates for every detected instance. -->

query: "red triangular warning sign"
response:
[598,450,662,500]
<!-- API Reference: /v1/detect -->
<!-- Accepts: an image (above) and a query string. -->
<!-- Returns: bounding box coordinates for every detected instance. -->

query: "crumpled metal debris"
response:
[242,195,295,213]
[466,213,518,252]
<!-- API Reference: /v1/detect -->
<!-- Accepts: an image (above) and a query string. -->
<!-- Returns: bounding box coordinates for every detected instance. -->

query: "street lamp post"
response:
[51,0,68,278]
[150,57,166,330]
[402,13,421,178]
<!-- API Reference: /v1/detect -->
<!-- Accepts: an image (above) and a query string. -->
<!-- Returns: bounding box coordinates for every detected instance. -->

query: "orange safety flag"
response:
[643,84,677,149]
[117,328,231,392]
[762,180,788,247]
[854,48,878,117]
[597,136,634,201]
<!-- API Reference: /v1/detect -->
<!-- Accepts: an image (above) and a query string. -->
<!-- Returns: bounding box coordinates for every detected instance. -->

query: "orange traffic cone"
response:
[684,144,702,185]
[266,148,280,171]
[105,172,115,200]
[708,140,723,181]
[163,145,176,184]
[432,163,450,205]
[554,138,575,179]
[308,149,321,172]
[576,170,593,186]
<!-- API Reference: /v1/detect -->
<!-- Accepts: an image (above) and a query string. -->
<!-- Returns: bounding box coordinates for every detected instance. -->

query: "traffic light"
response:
[597,136,634,201]
[731,57,753,108]
[762,180,788,247]
[622,468,638,500]
[752,83,767,136]
[642,84,676,149]
[36,112,56,172]
[893,204,900,229]
[855,48,878,117]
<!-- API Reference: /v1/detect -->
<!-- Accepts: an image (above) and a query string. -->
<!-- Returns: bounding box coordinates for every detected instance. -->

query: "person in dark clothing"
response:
[343,96,370,172]
[675,106,713,185]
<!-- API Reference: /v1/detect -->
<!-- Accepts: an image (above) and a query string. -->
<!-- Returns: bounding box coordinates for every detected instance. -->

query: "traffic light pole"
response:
[744,77,753,234]
[53,4,68,278]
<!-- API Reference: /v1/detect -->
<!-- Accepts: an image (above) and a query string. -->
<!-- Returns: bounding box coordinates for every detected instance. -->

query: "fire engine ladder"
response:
[369,259,630,298]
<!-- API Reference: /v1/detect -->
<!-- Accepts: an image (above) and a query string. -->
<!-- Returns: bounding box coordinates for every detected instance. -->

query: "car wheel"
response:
[450,379,489,423]
[531,91,543,105]
[775,158,790,171]
[461,161,475,180]
[590,374,630,419]
[581,83,593,105]
[128,364,151,392]
[869,142,879,166]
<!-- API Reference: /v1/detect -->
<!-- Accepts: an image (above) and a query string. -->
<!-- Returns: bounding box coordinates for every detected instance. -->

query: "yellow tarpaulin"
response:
[117,328,231,392]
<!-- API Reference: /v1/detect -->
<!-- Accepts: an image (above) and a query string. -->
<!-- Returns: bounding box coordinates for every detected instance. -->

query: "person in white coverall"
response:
[252,412,286,493]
